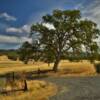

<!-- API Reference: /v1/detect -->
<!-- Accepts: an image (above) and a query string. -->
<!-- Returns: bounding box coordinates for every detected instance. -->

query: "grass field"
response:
[0,60,52,74]
[0,59,96,75]
[0,56,98,100]
[0,80,57,100]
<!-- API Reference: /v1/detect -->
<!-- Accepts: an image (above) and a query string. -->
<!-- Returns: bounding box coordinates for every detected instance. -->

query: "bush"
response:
[7,51,19,61]
[94,63,100,73]
[8,55,17,61]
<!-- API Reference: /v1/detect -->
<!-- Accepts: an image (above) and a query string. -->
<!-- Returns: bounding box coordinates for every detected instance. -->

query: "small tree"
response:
[7,50,19,61]
[19,41,33,64]
[31,9,100,72]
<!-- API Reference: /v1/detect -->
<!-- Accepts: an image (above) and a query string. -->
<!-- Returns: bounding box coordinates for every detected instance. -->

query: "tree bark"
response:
[53,54,61,72]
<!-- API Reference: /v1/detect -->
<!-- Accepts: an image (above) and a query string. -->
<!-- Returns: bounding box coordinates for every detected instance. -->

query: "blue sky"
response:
[0,0,100,49]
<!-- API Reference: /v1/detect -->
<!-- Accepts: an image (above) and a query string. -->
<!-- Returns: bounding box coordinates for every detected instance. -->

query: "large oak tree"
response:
[31,9,100,72]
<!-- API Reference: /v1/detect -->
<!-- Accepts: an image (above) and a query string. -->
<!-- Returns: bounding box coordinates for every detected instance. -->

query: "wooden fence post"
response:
[23,79,28,91]
[12,72,15,82]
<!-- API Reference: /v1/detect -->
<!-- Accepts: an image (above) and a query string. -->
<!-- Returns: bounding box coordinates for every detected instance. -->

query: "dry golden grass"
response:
[0,60,53,74]
[45,60,96,77]
[60,60,96,76]
[0,59,96,75]
[0,80,57,100]
[0,56,98,100]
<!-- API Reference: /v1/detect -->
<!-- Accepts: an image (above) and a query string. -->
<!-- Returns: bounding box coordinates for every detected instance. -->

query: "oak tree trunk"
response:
[53,53,61,72]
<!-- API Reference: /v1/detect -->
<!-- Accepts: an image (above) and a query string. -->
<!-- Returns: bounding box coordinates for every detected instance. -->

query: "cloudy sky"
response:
[0,0,100,49]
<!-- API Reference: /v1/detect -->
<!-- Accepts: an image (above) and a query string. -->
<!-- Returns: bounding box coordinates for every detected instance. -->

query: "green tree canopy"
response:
[19,41,33,64]
[31,9,100,71]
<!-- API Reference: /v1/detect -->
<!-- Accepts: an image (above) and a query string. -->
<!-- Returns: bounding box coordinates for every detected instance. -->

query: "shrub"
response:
[94,63,100,73]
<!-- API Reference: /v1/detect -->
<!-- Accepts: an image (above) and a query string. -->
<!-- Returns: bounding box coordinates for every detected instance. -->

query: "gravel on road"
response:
[41,76,100,100]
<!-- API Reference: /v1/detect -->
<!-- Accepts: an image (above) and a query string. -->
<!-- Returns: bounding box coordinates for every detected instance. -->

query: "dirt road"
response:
[42,76,100,100]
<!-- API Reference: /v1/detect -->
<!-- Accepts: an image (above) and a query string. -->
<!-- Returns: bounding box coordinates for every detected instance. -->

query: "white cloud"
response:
[0,12,16,21]
[22,25,30,33]
[82,1,100,29]
[0,35,32,44]
[6,27,23,33]
[6,24,30,33]
[43,23,55,30]
[21,37,32,43]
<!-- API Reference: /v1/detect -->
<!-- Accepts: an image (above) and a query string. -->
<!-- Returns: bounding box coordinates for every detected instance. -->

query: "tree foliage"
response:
[31,9,100,71]
[19,41,33,64]
[41,45,55,66]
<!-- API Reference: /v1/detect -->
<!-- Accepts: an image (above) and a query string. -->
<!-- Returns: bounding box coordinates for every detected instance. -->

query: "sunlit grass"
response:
[0,57,98,100]
[0,59,96,75]
[0,60,53,74]
[0,80,57,100]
